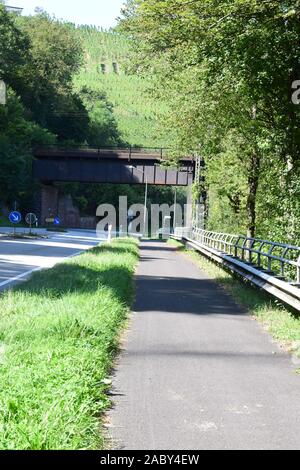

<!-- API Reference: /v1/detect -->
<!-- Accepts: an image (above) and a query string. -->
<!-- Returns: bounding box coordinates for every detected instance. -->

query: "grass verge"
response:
[169,239,300,364]
[0,238,139,450]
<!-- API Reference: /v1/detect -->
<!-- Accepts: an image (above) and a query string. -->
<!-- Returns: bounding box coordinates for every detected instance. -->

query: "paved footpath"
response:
[108,240,300,450]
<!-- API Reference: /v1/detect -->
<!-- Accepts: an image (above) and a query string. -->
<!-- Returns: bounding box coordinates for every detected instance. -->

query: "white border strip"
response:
[0,250,84,289]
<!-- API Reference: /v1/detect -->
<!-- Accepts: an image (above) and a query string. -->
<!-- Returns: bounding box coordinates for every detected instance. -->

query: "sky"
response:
[8,0,127,28]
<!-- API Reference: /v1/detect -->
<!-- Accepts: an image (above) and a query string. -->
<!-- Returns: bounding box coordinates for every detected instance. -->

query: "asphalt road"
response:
[108,240,300,450]
[0,228,104,291]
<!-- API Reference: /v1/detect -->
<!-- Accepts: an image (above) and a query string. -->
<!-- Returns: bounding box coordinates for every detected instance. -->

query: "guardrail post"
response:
[257,241,264,269]
[228,236,234,255]
[217,233,222,251]
[234,238,240,258]
[224,235,229,253]
[241,237,247,260]
[267,245,275,272]
[281,248,289,279]
[248,239,255,264]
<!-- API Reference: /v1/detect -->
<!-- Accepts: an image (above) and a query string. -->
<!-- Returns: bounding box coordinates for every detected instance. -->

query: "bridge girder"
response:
[33,148,195,186]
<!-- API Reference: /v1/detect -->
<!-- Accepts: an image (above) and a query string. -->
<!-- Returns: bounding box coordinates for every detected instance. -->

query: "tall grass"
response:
[0,238,139,450]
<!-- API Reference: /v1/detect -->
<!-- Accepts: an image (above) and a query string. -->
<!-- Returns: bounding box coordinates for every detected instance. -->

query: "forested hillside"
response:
[0,4,175,218]
[2,0,299,242]
[74,26,169,147]
[0,5,81,215]
[120,0,300,244]
[66,25,176,215]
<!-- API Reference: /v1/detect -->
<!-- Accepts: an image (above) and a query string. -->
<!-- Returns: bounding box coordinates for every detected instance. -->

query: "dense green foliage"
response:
[0,6,177,216]
[0,238,139,449]
[4,1,297,238]
[69,24,182,214]
[0,6,87,210]
[0,90,54,204]
[119,0,300,243]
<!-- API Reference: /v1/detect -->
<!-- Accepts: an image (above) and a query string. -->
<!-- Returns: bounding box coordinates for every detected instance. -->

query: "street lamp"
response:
[129,165,148,237]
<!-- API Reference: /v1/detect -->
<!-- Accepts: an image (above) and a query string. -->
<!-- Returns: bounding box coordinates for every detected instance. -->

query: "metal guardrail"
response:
[172,227,300,311]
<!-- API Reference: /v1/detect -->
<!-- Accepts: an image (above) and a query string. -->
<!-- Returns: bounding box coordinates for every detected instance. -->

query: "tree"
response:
[0,89,55,205]
[80,87,125,147]
[15,13,86,140]
[119,0,300,241]
[0,4,30,90]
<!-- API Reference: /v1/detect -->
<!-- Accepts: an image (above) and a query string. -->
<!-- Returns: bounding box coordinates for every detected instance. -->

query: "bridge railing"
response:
[174,227,300,285]
[33,145,197,162]
[34,145,171,158]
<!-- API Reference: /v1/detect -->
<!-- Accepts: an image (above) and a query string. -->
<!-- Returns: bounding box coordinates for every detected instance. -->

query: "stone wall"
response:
[40,185,59,223]
[58,194,80,228]
[39,186,97,229]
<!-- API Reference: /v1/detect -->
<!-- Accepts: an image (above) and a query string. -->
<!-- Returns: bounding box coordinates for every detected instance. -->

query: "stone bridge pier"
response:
[38,185,59,224]
[37,185,86,228]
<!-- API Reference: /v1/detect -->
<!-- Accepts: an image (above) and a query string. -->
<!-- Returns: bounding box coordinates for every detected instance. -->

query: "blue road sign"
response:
[54,217,61,226]
[9,211,22,224]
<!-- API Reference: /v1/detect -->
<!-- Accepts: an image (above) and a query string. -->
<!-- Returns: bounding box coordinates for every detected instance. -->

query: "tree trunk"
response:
[246,153,260,239]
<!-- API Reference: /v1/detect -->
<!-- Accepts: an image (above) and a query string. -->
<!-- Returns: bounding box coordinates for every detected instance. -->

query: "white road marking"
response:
[0,250,84,288]
[0,266,42,288]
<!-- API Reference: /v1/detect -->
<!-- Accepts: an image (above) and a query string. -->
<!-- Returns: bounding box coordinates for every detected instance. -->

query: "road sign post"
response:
[25,213,37,235]
[9,211,22,237]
